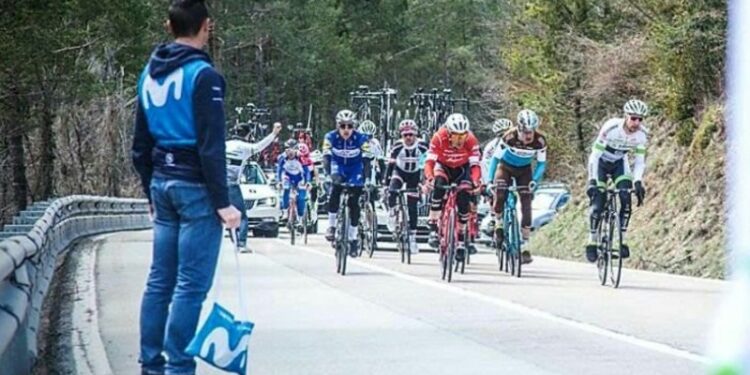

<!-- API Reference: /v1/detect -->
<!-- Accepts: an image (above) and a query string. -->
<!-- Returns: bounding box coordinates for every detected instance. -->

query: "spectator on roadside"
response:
[131,1,240,374]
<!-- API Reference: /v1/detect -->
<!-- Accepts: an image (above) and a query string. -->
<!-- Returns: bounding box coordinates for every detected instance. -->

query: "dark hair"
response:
[168,0,209,37]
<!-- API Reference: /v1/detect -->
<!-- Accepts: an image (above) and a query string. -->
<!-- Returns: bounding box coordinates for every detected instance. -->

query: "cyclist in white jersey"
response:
[226,122,282,252]
[481,118,513,181]
[585,99,649,262]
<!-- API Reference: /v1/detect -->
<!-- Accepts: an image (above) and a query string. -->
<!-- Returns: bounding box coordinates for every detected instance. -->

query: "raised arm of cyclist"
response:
[488,109,547,265]
[585,99,649,263]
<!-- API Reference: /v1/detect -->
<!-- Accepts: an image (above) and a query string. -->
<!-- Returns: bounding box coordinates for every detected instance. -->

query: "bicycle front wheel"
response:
[289,208,296,246]
[610,212,623,288]
[596,215,609,286]
[367,202,377,257]
[446,209,456,283]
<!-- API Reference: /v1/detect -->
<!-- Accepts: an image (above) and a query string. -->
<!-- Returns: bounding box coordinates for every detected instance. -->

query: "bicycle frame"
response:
[596,183,630,288]
[391,187,419,264]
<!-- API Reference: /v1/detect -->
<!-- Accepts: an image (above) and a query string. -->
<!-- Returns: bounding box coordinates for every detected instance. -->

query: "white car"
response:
[239,162,281,237]
[478,183,571,244]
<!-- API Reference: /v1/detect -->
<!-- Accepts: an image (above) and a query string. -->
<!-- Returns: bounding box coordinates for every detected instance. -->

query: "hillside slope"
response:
[528,104,726,278]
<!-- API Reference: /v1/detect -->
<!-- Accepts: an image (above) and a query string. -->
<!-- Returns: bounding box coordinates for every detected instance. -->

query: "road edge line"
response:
[71,238,115,375]
[276,239,710,365]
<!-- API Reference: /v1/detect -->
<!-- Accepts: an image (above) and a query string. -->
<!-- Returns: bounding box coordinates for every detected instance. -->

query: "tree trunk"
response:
[8,83,29,212]
[39,94,56,199]
[255,38,266,107]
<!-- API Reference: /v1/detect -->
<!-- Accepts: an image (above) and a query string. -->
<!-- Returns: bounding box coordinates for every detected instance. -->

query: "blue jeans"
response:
[140,178,223,375]
[228,184,249,246]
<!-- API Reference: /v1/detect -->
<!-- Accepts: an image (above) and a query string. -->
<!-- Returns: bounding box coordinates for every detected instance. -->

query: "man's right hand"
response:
[272,122,282,136]
[586,179,598,199]
[217,206,242,229]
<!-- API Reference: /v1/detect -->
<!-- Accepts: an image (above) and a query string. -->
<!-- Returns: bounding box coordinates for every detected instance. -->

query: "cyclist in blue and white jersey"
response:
[358,119,385,186]
[323,109,372,256]
[277,139,310,227]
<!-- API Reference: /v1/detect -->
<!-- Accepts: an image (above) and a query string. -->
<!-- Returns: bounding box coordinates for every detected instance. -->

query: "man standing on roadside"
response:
[131,1,240,374]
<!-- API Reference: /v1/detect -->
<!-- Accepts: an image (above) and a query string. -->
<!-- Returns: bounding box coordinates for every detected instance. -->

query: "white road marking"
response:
[274,238,710,365]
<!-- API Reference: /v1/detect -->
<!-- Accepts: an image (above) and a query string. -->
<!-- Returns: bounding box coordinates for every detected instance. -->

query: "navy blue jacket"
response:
[132,43,229,209]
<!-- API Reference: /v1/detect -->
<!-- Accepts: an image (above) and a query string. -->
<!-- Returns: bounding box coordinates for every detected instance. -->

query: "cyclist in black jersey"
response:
[386,120,429,254]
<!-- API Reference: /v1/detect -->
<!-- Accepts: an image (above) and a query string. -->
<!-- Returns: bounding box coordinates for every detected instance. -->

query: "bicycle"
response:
[303,189,316,244]
[332,183,358,276]
[359,182,378,258]
[492,179,525,278]
[286,184,306,246]
[594,180,631,288]
[390,186,420,264]
[434,183,474,282]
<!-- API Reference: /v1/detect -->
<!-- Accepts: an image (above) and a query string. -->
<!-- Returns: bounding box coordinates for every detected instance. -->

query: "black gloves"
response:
[586,179,598,200]
[634,181,645,206]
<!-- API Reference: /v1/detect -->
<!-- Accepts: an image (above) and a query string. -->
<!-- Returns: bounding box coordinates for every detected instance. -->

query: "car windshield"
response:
[532,191,557,210]
[241,164,267,185]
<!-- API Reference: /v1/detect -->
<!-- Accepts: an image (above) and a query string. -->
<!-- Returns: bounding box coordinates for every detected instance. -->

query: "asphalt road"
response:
[93,229,724,374]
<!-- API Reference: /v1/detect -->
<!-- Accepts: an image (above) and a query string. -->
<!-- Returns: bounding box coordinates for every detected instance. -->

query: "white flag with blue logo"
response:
[186,303,253,374]
[187,229,253,374]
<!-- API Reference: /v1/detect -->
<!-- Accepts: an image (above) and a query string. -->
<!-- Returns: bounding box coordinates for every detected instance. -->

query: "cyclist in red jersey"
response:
[424,113,482,261]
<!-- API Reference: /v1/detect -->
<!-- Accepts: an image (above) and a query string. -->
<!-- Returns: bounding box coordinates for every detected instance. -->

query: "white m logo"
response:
[200,326,250,367]
[143,68,184,109]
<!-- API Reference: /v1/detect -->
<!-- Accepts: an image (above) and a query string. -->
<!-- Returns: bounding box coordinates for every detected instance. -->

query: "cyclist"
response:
[385,119,429,254]
[358,119,385,185]
[481,118,514,181]
[585,99,649,262]
[487,109,547,265]
[277,139,310,227]
[424,113,482,262]
[323,109,372,257]
[226,122,282,252]
[298,143,320,214]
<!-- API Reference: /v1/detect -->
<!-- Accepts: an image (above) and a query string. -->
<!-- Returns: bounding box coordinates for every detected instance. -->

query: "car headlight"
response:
[257,197,277,207]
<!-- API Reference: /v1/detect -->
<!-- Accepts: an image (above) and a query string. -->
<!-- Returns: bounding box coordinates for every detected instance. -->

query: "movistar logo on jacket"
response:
[139,60,211,148]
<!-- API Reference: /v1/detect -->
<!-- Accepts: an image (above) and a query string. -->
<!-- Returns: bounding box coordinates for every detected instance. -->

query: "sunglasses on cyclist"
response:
[402,133,416,138]
[338,123,354,129]
[629,116,643,122]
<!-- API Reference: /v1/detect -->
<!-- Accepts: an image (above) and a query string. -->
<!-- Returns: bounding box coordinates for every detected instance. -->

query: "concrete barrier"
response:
[0,196,151,375]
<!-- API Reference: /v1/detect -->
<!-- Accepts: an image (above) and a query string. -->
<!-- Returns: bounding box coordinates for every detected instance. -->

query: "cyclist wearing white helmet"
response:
[323,109,372,257]
[481,118,514,181]
[424,113,482,262]
[487,109,548,265]
[585,99,649,263]
[385,119,429,254]
[358,119,385,186]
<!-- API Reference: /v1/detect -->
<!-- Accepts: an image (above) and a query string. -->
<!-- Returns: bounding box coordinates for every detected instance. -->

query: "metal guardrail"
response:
[0,195,151,375]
